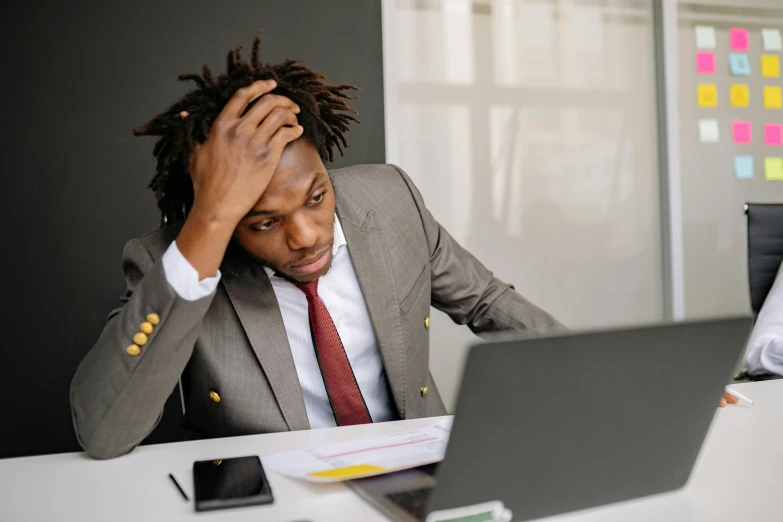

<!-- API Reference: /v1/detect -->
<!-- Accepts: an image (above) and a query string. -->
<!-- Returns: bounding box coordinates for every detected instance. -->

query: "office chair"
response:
[737,203,783,382]
[745,203,783,316]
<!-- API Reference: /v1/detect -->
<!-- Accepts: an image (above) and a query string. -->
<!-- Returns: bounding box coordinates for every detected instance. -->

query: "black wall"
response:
[1,1,385,458]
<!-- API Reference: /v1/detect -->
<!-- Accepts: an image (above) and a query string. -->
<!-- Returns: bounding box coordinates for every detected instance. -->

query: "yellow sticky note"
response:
[766,157,783,181]
[697,84,718,107]
[762,55,780,78]
[308,464,386,479]
[765,86,783,109]
[730,84,750,107]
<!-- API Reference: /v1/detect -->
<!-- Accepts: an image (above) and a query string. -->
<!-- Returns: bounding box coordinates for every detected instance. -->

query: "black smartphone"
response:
[193,455,274,512]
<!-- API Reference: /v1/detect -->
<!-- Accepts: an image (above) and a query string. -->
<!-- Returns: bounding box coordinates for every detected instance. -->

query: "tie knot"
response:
[292,279,319,298]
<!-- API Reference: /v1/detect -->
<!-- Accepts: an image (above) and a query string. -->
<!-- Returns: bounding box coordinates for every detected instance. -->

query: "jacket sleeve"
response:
[70,238,217,459]
[392,165,566,336]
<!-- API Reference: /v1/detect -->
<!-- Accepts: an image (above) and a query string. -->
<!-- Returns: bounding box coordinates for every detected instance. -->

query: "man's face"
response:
[233,139,336,282]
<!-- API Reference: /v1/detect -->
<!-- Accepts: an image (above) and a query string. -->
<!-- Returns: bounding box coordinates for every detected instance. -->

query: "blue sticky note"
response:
[735,155,754,179]
[729,53,751,76]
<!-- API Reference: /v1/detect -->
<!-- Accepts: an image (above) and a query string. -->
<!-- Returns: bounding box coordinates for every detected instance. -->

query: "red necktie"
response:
[292,279,372,426]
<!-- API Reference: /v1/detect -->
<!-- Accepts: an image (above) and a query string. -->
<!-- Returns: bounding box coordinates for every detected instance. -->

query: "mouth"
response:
[288,249,331,276]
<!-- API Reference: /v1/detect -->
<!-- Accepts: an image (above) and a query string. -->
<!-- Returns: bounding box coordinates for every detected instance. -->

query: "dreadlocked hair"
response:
[133,32,360,225]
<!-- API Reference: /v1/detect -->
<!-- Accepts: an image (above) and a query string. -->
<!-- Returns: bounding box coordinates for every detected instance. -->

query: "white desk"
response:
[1,380,781,522]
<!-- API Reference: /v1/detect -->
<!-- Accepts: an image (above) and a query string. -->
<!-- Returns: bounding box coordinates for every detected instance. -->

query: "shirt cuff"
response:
[161,241,221,301]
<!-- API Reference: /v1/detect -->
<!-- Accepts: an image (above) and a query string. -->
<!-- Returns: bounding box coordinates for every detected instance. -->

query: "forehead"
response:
[254,139,327,209]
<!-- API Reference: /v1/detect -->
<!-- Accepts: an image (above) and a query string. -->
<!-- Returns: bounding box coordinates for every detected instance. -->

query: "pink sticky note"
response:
[766,124,783,146]
[733,121,752,144]
[730,28,749,51]
[696,51,716,74]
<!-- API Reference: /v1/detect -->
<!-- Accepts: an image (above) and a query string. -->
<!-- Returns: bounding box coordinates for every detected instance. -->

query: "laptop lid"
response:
[429,317,752,521]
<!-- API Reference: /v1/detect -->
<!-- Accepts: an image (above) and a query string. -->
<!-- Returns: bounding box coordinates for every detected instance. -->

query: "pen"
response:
[725,385,755,405]
[168,473,189,501]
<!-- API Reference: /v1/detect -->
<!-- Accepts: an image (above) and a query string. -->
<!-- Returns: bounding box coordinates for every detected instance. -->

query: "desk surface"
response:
[1,380,781,522]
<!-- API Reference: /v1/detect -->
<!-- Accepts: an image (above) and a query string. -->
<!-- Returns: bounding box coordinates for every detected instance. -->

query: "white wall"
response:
[383,0,666,410]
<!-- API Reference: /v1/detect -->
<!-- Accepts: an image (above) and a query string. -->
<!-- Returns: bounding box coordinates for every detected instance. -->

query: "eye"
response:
[311,192,325,204]
[253,219,277,232]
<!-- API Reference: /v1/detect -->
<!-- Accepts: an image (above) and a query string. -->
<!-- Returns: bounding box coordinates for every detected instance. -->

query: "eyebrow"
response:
[243,172,323,219]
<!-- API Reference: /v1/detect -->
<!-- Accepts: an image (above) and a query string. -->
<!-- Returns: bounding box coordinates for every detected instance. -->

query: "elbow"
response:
[82,440,134,460]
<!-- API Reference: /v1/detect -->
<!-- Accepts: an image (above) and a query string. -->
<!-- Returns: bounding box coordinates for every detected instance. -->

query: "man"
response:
[70,35,564,459]
[745,261,783,377]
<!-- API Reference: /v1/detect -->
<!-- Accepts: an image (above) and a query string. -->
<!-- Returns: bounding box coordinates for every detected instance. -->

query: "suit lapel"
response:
[336,204,408,419]
[220,245,310,431]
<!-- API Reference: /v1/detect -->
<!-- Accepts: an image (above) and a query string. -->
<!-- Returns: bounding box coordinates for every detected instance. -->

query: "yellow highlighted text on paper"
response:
[308,464,387,479]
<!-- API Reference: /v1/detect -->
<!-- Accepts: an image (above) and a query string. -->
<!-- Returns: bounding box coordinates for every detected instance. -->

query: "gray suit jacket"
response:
[70,164,563,459]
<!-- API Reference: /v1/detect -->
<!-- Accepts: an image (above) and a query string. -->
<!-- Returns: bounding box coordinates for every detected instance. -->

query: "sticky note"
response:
[697,84,718,107]
[699,119,720,143]
[765,157,783,181]
[695,26,716,49]
[735,156,754,180]
[733,121,752,144]
[696,51,716,74]
[762,29,783,52]
[761,55,780,78]
[730,84,750,107]
[765,86,783,109]
[730,28,749,51]
[729,53,751,76]
[766,124,783,146]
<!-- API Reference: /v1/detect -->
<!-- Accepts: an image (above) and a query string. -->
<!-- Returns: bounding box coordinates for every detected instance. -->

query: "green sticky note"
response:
[765,157,783,181]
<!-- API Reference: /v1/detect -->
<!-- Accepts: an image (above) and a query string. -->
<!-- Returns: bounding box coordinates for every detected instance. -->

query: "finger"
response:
[240,94,300,131]
[268,124,305,152]
[254,107,300,144]
[216,79,277,123]
[719,397,727,408]
[724,392,739,404]
[179,111,189,119]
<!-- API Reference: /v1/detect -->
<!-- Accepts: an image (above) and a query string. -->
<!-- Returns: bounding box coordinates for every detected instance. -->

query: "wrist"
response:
[176,207,237,280]
[187,200,243,232]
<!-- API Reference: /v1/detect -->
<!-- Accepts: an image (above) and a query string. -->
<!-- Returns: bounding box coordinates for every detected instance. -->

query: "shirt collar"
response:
[263,213,346,278]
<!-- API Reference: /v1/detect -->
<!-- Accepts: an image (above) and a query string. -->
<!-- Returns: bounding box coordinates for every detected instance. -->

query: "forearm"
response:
[70,256,215,459]
[745,336,783,375]
[176,205,237,280]
[466,282,566,337]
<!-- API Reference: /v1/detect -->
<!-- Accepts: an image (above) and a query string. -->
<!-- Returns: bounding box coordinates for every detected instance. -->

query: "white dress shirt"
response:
[745,261,783,376]
[161,215,397,428]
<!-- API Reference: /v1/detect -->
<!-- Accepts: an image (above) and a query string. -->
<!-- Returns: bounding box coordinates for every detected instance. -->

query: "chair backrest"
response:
[746,203,783,316]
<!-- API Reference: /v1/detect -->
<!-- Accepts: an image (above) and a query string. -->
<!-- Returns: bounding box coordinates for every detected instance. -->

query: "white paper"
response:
[762,29,783,52]
[426,501,512,522]
[699,119,720,143]
[263,419,452,483]
[695,25,716,49]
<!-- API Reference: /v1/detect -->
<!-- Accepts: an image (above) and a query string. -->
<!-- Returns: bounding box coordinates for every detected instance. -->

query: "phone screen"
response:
[193,455,273,512]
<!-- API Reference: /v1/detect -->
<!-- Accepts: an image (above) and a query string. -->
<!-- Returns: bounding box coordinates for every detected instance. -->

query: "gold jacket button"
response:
[133,332,148,346]
[146,313,161,326]
[209,391,221,403]
[140,321,154,335]
[421,386,429,397]
[424,317,431,329]
[126,344,141,357]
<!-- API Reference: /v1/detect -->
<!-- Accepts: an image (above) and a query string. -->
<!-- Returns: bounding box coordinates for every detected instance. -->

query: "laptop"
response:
[348,317,752,522]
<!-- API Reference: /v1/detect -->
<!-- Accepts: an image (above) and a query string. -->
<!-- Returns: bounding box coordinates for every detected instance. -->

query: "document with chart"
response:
[263,419,452,483]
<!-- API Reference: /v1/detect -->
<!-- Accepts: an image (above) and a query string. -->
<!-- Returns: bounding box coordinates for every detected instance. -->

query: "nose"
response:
[285,213,319,251]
